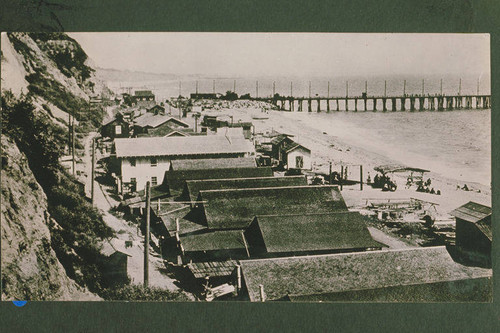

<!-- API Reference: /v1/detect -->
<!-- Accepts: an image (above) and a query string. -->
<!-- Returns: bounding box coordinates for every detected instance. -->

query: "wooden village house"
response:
[100,115,130,139]
[112,135,256,193]
[271,135,311,170]
[450,201,492,267]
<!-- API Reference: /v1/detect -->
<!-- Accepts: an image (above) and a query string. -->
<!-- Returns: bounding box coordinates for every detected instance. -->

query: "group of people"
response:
[415,178,441,195]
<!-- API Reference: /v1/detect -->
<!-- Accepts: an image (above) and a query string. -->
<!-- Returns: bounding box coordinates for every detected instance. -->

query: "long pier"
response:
[251,94,491,112]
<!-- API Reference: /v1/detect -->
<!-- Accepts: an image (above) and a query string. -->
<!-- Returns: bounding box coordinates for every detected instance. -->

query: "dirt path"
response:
[80,131,180,291]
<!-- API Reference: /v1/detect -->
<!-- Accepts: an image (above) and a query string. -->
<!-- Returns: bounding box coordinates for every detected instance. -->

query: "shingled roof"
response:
[450,201,492,241]
[182,175,307,204]
[240,246,492,302]
[198,185,348,230]
[187,260,238,279]
[134,90,154,97]
[134,114,189,129]
[247,212,382,254]
[114,135,255,158]
[180,230,247,252]
[170,157,257,172]
[164,167,273,194]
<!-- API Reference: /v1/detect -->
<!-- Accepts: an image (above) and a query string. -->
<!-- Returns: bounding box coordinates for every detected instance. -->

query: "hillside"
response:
[1,32,112,300]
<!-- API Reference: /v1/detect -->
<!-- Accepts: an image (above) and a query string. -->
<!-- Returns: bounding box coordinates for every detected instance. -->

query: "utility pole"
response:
[365,81,368,95]
[384,80,387,97]
[144,181,151,288]
[68,113,72,155]
[440,79,443,95]
[422,79,425,95]
[403,80,406,96]
[459,78,462,95]
[72,121,76,176]
[196,81,198,95]
[360,165,363,191]
[91,138,95,205]
[346,81,349,98]
[477,77,480,95]
[213,80,215,94]
[327,81,330,98]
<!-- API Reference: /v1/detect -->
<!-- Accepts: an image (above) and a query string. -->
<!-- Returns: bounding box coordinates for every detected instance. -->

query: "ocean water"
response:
[102,74,491,186]
[290,110,491,187]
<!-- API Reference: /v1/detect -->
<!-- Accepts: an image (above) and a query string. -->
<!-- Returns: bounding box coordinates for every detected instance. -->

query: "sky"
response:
[68,33,490,78]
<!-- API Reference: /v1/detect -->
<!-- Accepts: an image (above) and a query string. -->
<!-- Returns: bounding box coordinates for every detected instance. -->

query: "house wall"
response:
[101,121,129,139]
[120,152,253,192]
[121,156,172,191]
[456,218,491,254]
[286,148,312,169]
[102,253,129,286]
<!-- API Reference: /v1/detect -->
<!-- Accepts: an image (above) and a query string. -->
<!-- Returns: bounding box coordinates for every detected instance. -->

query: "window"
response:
[115,125,122,135]
[130,158,136,167]
[295,155,304,169]
[151,177,158,186]
[130,178,136,184]
[151,157,157,167]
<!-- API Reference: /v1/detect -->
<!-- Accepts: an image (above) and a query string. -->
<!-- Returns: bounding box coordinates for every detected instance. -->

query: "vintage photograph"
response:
[1,32,491,302]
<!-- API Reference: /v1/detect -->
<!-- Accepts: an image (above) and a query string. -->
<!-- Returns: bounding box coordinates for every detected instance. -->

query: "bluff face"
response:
[1,32,108,300]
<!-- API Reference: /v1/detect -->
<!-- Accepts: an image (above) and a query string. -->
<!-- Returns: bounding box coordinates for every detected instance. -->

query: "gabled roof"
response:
[147,126,189,137]
[283,141,310,153]
[164,167,273,193]
[187,260,238,279]
[271,134,294,146]
[134,90,154,97]
[170,157,257,172]
[250,212,382,254]
[134,114,189,129]
[449,201,491,223]
[239,246,492,302]
[450,201,492,241]
[102,117,126,127]
[183,175,307,204]
[101,239,132,257]
[180,230,247,252]
[114,135,255,158]
[199,185,348,230]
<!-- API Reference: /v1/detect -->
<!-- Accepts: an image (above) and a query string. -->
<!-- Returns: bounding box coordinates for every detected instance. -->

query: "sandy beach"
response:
[192,100,491,216]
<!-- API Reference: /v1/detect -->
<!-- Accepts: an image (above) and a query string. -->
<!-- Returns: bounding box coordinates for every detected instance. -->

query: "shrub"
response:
[101,285,189,302]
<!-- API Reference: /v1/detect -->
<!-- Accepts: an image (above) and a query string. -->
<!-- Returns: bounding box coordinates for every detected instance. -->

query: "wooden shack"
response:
[100,116,130,139]
[450,201,492,266]
[244,212,383,257]
[197,185,348,230]
[239,246,492,302]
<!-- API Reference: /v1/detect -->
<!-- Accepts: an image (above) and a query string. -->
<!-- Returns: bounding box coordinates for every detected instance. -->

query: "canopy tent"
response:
[374,164,430,175]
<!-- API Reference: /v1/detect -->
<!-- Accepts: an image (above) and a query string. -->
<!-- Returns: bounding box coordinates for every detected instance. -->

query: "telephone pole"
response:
[384,80,387,97]
[91,138,95,205]
[327,81,330,98]
[422,79,425,95]
[144,181,151,288]
[71,121,76,176]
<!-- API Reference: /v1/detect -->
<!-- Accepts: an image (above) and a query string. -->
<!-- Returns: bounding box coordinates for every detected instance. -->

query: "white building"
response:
[282,142,312,170]
[113,135,255,193]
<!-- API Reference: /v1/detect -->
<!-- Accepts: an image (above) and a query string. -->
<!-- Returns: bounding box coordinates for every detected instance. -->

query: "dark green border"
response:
[1,0,499,331]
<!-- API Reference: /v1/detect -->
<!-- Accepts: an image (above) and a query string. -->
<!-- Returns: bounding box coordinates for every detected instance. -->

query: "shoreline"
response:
[207,103,491,214]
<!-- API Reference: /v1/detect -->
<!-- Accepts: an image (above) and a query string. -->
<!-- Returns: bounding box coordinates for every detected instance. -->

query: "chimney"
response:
[236,264,242,291]
[259,284,266,302]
